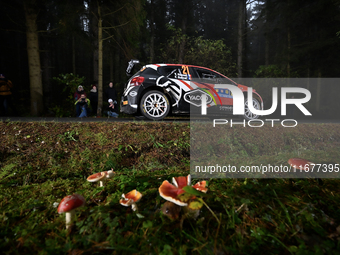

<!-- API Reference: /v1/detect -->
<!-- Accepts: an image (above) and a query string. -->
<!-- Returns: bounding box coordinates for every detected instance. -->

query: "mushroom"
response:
[172,175,191,188]
[159,180,187,206]
[106,169,115,178]
[161,201,182,220]
[159,174,208,206]
[192,180,208,193]
[288,158,314,171]
[57,194,86,229]
[288,158,323,185]
[87,169,115,187]
[119,189,142,211]
[159,176,209,224]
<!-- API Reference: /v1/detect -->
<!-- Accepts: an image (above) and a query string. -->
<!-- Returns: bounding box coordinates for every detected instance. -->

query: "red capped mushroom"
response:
[159,175,210,224]
[159,180,187,206]
[87,169,115,187]
[172,175,191,188]
[288,158,323,185]
[57,194,85,229]
[159,174,208,207]
[192,181,208,193]
[288,158,314,171]
[120,189,142,211]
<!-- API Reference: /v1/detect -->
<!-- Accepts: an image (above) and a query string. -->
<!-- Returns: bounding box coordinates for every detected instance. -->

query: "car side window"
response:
[159,66,191,80]
[195,68,223,83]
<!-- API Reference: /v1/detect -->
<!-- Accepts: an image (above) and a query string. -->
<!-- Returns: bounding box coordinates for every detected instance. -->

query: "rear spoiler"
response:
[126,59,140,76]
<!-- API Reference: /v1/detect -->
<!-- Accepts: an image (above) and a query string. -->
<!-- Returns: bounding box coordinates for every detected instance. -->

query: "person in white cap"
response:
[107,98,119,118]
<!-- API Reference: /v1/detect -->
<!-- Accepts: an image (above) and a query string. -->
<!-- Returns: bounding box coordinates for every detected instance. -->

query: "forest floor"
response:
[0,121,340,254]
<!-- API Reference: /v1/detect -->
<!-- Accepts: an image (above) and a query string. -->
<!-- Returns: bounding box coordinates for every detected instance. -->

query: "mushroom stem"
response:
[131,203,138,212]
[65,210,75,229]
[99,180,104,187]
[107,170,115,178]
[58,194,85,229]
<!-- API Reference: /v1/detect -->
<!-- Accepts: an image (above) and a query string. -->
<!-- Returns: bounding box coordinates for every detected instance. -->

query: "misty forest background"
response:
[1,0,340,117]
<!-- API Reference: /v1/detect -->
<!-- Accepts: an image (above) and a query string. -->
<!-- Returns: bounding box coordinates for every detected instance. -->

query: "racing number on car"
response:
[182,65,190,75]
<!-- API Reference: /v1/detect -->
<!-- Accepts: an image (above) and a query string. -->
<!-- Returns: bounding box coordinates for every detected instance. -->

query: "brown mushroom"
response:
[161,201,182,220]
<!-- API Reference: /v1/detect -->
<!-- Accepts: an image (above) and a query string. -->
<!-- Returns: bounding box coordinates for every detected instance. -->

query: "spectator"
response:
[0,73,16,116]
[75,94,90,118]
[89,83,98,117]
[107,98,119,118]
[104,81,117,103]
[74,85,86,117]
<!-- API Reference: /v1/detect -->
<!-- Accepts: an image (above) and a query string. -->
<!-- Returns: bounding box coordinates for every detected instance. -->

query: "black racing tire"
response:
[140,90,170,120]
[243,96,261,120]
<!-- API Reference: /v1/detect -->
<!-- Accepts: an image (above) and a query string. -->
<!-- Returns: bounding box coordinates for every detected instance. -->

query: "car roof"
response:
[144,63,228,78]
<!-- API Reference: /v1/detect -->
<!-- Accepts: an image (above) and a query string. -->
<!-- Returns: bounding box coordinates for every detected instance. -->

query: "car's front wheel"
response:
[140,90,170,120]
[244,96,261,120]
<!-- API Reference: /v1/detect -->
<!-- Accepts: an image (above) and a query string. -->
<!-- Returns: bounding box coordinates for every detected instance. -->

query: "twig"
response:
[199,198,220,224]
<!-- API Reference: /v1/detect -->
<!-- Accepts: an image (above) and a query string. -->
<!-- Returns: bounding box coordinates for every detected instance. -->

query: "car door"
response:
[157,65,194,110]
[191,67,231,107]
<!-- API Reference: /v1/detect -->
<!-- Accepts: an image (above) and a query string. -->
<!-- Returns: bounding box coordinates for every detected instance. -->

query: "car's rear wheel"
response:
[140,90,170,120]
[244,96,261,120]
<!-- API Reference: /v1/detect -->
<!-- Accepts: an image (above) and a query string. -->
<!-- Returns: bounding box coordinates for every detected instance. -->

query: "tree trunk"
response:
[42,41,51,110]
[287,26,291,77]
[109,51,114,82]
[264,0,270,66]
[115,48,120,83]
[265,36,269,66]
[286,0,291,77]
[72,35,76,74]
[237,0,244,78]
[178,37,186,64]
[91,1,99,83]
[97,5,103,116]
[316,69,321,113]
[178,16,187,64]
[24,1,43,116]
[149,0,155,63]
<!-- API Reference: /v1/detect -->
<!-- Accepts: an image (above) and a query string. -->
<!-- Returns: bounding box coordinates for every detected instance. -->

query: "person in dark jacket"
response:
[75,94,90,118]
[104,82,117,102]
[0,73,16,116]
[74,85,86,117]
[89,83,98,116]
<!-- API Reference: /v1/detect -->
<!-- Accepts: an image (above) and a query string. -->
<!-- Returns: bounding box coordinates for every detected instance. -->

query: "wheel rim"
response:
[244,98,260,120]
[144,93,168,118]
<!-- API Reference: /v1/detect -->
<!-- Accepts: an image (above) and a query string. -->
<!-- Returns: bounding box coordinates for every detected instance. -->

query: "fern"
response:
[0,163,16,180]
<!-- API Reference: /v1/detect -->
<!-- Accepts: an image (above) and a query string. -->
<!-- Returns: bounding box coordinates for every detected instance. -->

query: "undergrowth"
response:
[0,121,339,254]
